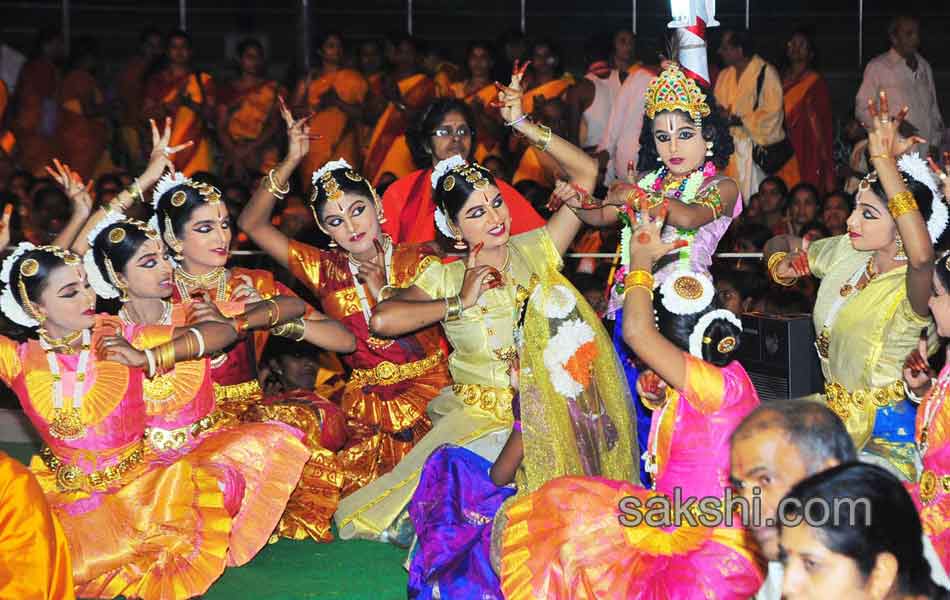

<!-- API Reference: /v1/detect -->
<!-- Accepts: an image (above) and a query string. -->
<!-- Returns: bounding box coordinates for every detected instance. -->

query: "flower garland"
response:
[543,318,598,399]
[0,242,39,327]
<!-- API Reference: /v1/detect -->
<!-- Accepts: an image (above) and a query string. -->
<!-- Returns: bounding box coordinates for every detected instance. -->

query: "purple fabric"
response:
[408,445,516,599]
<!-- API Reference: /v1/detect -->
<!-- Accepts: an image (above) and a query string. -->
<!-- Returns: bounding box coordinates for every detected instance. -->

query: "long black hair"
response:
[780,462,950,599]
[654,290,741,367]
[637,90,735,173]
[407,99,477,169]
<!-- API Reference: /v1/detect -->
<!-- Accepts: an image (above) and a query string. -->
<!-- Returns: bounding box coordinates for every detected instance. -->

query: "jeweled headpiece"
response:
[309,158,377,206]
[858,152,949,243]
[151,170,221,209]
[430,155,494,238]
[0,243,81,327]
[85,213,160,299]
[644,62,711,124]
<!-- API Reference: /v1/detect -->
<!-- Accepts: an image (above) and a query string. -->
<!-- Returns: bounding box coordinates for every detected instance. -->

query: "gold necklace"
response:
[38,328,83,355]
[174,266,228,302]
[120,300,172,325]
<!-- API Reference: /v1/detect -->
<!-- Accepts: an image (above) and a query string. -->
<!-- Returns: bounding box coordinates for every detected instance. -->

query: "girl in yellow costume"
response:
[359,64,635,547]
[767,91,942,481]
[237,103,451,521]
[0,242,266,599]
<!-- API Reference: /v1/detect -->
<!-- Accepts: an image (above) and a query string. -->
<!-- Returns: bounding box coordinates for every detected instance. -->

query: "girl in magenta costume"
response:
[500,201,765,599]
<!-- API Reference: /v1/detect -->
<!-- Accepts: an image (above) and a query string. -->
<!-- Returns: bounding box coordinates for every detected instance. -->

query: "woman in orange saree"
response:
[293,32,368,188]
[364,36,435,187]
[782,29,835,196]
[217,38,282,182]
[56,39,110,180]
[449,42,505,163]
[381,99,545,246]
[143,30,215,176]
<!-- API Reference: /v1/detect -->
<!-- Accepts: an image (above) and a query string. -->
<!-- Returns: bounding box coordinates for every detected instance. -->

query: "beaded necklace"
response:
[174,266,228,302]
[347,235,394,351]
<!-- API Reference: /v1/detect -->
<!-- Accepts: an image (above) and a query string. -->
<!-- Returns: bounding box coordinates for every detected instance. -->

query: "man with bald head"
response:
[729,399,948,597]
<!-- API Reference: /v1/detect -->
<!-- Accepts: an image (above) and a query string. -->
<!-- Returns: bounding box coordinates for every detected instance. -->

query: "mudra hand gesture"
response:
[143,116,192,184]
[627,198,687,267]
[45,159,93,220]
[278,95,320,165]
[460,242,502,309]
[864,90,926,160]
[494,60,530,125]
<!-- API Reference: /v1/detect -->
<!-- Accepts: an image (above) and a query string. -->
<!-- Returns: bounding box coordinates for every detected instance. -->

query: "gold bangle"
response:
[533,123,553,152]
[624,270,655,292]
[264,298,280,328]
[869,153,891,162]
[888,191,919,220]
[444,295,463,322]
[232,314,251,334]
[767,251,797,287]
[272,317,306,341]
[266,169,290,199]
[624,283,654,300]
[154,342,176,375]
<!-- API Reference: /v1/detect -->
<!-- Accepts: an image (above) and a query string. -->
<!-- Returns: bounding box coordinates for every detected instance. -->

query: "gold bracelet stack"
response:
[888,191,918,220]
[534,124,553,152]
[767,251,797,287]
[624,270,655,299]
[153,341,177,375]
[266,169,290,199]
[444,295,464,322]
[272,317,306,341]
[232,314,251,335]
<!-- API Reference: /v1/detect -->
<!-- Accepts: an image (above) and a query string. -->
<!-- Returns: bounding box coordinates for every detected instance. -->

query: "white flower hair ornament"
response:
[896,153,948,243]
[688,309,743,359]
[659,269,715,315]
[431,155,468,239]
[311,158,353,187]
[0,242,39,327]
[151,170,190,209]
[83,211,126,299]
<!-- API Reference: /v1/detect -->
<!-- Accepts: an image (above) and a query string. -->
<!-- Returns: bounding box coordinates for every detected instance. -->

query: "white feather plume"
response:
[151,170,189,208]
[897,152,948,242]
[430,155,467,190]
[86,210,125,246]
[0,242,39,327]
[311,158,353,187]
[83,249,119,299]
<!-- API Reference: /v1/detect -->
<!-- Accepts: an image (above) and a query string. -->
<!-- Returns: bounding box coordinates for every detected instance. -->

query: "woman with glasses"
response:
[380,98,545,247]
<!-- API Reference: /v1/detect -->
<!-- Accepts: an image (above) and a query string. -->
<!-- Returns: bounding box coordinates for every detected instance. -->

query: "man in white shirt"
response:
[856,15,944,154]
[596,64,655,184]
[730,400,949,598]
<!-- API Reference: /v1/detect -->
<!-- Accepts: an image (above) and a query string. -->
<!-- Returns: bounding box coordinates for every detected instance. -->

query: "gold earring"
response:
[895,235,908,261]
[377,207,388,225]
[328,239,338,248]
[453,228,467,250]
[705,141,714,157]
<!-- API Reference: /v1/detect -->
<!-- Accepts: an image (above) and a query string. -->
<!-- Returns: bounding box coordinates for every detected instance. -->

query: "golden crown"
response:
[644,63,711,123]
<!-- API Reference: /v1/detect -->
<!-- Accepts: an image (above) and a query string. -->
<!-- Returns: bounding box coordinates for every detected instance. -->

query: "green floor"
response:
[2,443,409,600]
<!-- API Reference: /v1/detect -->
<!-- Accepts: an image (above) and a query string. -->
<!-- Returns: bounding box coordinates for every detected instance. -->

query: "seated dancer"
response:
[765,91,942,480]
[499,204,765,599]
[0,241,287,599]
[381,98,544,247]
[902,247,950,578]
[0,451,75,600]
[82,211,333,559]
[237,102,451,509]
[779,463,949,598]
[355,64,636,548]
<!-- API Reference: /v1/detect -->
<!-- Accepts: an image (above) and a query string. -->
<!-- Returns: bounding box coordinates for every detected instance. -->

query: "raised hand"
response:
[459,242,502,309]
[0,205,12,252]
[143,117,193,185]
[902,328,934,398]
[279,95,319,165]
[45,159,93,219]
[865,90,926,159]
[928,155,950,200]
[493,59,530,125]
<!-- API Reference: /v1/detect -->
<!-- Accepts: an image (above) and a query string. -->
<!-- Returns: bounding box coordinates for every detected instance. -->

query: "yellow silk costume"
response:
[0,451,75,600]
[809,234,935,478]
[335,228,560,541]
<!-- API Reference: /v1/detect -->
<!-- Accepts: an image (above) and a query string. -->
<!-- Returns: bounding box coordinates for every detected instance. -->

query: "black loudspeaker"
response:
[736,313,824,401]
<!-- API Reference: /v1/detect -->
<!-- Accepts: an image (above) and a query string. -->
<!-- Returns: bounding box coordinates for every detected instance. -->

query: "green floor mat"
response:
[1,442,409,599]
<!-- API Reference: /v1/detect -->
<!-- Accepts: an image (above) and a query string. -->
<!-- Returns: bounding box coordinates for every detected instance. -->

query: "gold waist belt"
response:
[351,350,444,387]
[144,409,228,452]
[919,469,950,504]
[213,379,263,402]
[41,442,145,493]
[825,380,904,421]
[453,383,514,422]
